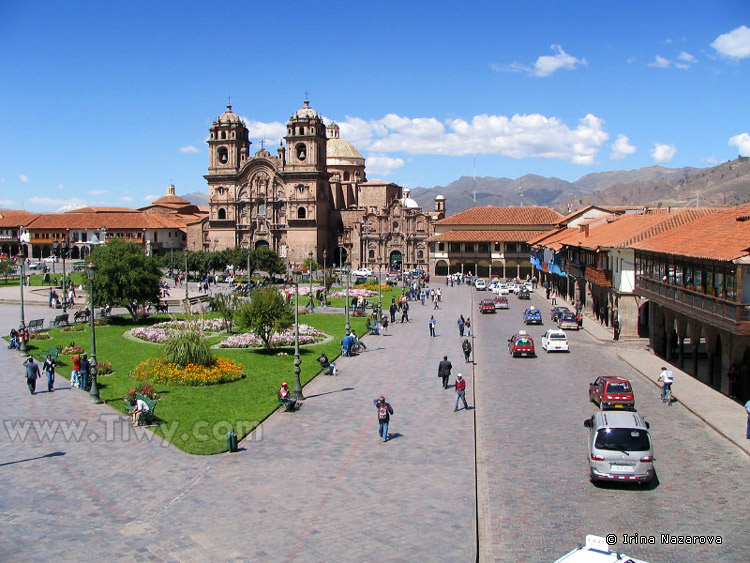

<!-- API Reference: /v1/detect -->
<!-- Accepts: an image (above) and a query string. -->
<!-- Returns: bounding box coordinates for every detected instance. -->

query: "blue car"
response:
[523,307,543,325]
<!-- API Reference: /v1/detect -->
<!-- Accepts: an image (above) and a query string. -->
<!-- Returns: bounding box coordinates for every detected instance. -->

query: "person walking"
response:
[454,373,469,412]
[24,357,41,395]
[612,315,621,341]
[658,366,674,403]
[429,315,437,337]
[374,396,394,442]
[745,399,750,440]
[43,354,57,392]
[381,314,389,336]
[462,338,472,363]
[401,301,410,323]
[464,317,472,337]
[438,355,452,389]
[70,353,81,387]
[79,354,90,391]
[457,315,465,337]
[551,289,557,305]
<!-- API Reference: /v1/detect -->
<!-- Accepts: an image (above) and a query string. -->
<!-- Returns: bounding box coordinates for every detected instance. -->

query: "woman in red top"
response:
[70,355,81,388]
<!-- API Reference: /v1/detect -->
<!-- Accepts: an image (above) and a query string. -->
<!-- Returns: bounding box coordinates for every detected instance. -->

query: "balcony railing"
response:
[585,266,612,287]
[637,277,750,323]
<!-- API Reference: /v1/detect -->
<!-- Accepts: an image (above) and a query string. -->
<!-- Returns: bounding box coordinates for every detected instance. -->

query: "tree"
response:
[89,239,161,322]
[252,247,286,277]
[0,260,13,284]
[235,288,292,350]
[208,292,242,333]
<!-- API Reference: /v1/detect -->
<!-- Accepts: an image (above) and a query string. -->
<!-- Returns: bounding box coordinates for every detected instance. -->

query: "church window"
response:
[258,201,266,216]
[217,186,225,195]
[393,221,399,231]
[297,207,306,219]
[220,131,226,139]
[368,250,375,260]
[418,250,424,259]
[296,143,307,161]
[297,184,305,194]
[218,208,227,220]
[344,171,350,181]
[218,147,228,164]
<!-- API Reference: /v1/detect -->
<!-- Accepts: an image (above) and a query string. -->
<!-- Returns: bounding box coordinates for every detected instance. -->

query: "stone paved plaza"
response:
[1,284,749,562]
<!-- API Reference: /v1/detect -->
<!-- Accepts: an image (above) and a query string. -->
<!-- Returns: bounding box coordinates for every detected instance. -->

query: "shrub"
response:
[130,357,244,386]
[97,360,114,375]
[123,384,159,403]
[62,342,84,355]
[161,329,215,367]
[30,331,51,340]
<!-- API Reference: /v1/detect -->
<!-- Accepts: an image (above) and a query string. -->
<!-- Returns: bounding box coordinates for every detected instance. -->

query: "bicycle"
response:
[662,383,673,406]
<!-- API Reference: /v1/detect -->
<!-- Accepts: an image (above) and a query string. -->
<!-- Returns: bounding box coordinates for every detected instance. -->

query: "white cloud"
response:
[533,44,587,77]
[711,25,750,59]
[729,133,750,157]
[648,55,671,68]
[610,134,636,160]
[650,143,677,163]
[677,51,697,63]
[365,154,406,176]
[19,174,29,183]
[87,190,107,195]
[144,194,159,202]
[243,119,286,144]
[0,200,15,207]
[27,196,88,211]
[179,145,200,154]
[58,202,88,212]
[492,44,586,77]
[120,196,134,202]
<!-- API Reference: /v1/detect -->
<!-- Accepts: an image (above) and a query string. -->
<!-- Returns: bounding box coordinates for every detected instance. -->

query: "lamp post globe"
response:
[87,263,102,404]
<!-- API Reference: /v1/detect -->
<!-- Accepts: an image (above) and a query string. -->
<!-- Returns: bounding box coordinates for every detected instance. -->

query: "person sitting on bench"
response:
[278,382,296,411]
[317,352,337,375]
[8,328,20,350]
[130,397,150,426]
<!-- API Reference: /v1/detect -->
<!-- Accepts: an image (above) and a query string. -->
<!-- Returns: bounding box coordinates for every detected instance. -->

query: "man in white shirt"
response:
[130,398,150,426]
[658,367,674,402]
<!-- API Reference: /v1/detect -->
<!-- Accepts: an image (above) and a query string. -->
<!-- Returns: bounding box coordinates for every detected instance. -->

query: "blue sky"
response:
[1,1,749,212]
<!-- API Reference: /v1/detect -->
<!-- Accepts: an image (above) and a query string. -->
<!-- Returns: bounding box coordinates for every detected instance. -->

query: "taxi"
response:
[508,330,536,357]
[479,299,496,314]
[523,307,543,325]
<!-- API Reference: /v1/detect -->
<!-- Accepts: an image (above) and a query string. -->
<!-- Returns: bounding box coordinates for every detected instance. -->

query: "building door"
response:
[390,250,403,271]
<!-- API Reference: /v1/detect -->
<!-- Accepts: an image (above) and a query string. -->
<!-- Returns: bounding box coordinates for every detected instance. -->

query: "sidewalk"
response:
[536,289,750,457]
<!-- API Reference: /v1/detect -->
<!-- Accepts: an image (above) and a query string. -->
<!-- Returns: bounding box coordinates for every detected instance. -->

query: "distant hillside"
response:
[182,192,209,206]
[413,157,750,214]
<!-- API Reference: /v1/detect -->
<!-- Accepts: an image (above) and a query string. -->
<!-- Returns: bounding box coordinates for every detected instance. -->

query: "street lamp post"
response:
[18,246,28,357]
[307,251,315,311]
[378,256,383,317]
[291,271,304,400]
[87,263,102,404]
[184,249,189,304]
[322,249,327,307]
[345,263,351,335]
[53,238,70,312]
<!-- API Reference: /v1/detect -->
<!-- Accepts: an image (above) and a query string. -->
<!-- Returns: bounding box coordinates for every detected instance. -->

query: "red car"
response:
[494,296,509,310]
[588,376,635,410]
[508,331,535,357]
[480,299,496,314]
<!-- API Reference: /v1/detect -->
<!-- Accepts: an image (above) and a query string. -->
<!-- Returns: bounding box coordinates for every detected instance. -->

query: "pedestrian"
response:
[433,293,439,309]
[438,355,452,389]
[454,374,469,412]
[658,366,673,403]
[24,357,40,395]
[462,338,472,363]
[420,289,426,305]
[401,302,410,323]
[429,315,437,337]
[457,314,465,336]
[745,399,750,440]
[543,281,550,299]
[464,317,471,337]
[43,354,56,392]
[79,354,90,392]
[728,365,739,399]
[612,315,620,341]
[374,396,394,442]
[390,302,397,323]
[70,353,81,387]
[551,289,557,305]
[381,314,389,336]
[599,305,607,326]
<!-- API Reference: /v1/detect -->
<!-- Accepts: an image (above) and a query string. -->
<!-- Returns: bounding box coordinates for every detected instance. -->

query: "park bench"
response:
[127,394,159,426]
[73,309,90,323]
[39,346,60,362]
[278,392,299,412]
[27,319,44,332]
[51,313,69,327]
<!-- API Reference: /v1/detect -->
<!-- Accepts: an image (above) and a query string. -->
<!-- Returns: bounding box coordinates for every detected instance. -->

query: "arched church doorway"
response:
[389,250,403,272]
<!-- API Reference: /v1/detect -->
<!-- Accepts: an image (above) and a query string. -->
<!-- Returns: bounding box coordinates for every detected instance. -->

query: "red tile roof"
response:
[438,206,563,226]
[630,204,750,261]
[26,212,187,231]
[0,212,40,227]
[426,230,549,243]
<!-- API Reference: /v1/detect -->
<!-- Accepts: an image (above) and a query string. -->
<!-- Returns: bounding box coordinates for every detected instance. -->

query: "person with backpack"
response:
[374,396,394,442]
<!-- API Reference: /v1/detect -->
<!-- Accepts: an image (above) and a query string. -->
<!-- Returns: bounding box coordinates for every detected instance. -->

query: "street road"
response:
[473,289,750,562]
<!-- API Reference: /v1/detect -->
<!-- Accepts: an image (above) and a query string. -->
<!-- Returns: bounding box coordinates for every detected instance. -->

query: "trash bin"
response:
[227,430,238,453]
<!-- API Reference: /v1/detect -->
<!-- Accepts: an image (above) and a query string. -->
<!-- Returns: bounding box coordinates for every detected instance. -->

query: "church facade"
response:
[198,100,443,271]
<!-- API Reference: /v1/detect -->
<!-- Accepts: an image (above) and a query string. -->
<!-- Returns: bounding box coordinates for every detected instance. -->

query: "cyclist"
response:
[658,366,674,404]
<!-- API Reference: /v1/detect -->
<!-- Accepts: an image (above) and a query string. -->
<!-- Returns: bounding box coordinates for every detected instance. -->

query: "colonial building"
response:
[200,99,440,270]
[427,206,562,279]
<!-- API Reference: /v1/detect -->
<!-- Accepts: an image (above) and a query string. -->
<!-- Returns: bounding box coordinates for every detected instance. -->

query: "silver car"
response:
[583,411,654,484]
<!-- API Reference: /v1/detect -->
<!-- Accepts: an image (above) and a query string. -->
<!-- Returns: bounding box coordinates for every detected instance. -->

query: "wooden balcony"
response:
[585,266,612,287]
[637,277,750,333]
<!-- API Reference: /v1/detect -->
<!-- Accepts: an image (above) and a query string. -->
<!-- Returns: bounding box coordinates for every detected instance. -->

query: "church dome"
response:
[295,100,318,119]
[400,189,419,209]
[435,194,446,200]
[218,104,241,124]
[327,138,364,161]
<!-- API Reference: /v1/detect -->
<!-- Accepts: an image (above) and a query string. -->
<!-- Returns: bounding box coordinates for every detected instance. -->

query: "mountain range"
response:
[182,157,750,216]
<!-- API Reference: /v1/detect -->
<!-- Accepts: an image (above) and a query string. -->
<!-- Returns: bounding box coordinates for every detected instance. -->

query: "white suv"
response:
[474,279,487,291]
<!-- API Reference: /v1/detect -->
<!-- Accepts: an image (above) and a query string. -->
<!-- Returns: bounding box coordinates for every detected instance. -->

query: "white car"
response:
[475,279,487,291]
[493,284,510,295]
[43,256,59,263]
[351,268,373,277]
[541,329,570,352]
[507,282,519,294]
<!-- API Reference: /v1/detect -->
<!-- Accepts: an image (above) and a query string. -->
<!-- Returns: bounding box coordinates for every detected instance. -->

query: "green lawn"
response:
[0,272,86,287]
[20,312,366,455]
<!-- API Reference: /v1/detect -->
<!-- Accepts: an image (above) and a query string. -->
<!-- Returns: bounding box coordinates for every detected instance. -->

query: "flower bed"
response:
[153,319,228,332]
[61,343,84,355]
[217,324,327,348]
[129,357,244,386]
[328,288,377,298]
[130,326,180,343]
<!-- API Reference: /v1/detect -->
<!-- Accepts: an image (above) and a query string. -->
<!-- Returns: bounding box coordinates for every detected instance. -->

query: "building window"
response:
[297,207,306,219]
[478,243,489,253]
[506,243,517,253]
[438,242,445,251]
[217,186,225,195]
[344,171,350,181]
[368,250,375,260]
[418,250,424,259]
[218,147,228,164]
[450,243,461,252]
[296,143,307,161]
[218,208,227,220]
[464,243,474,252]
[258,201,266,216]
[494,242,501,251]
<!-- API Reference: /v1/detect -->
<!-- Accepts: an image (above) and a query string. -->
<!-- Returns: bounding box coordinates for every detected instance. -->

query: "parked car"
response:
[523,307,543,325]
[479,299,496,314]
[557,312,579,330]
[494,283,510,295]
[493,296,509,310]
[508,330,536,357]
[551,306,571,322]
[583,410,654,484]
[351,268,373,277]
[506,282,519,294]
[588,376,636,410]
[42,255,59,263]
[475,279,487,291]
[554,535,650,563]
[518,287,531,299]
[27,262,44,270]
[541,329,570,352]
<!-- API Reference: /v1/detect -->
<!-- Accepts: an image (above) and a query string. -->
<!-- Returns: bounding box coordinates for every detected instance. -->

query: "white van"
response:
[583,411,654,484]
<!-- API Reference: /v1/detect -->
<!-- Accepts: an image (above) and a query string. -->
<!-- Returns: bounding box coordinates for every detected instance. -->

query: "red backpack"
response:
[378,405,388,420]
